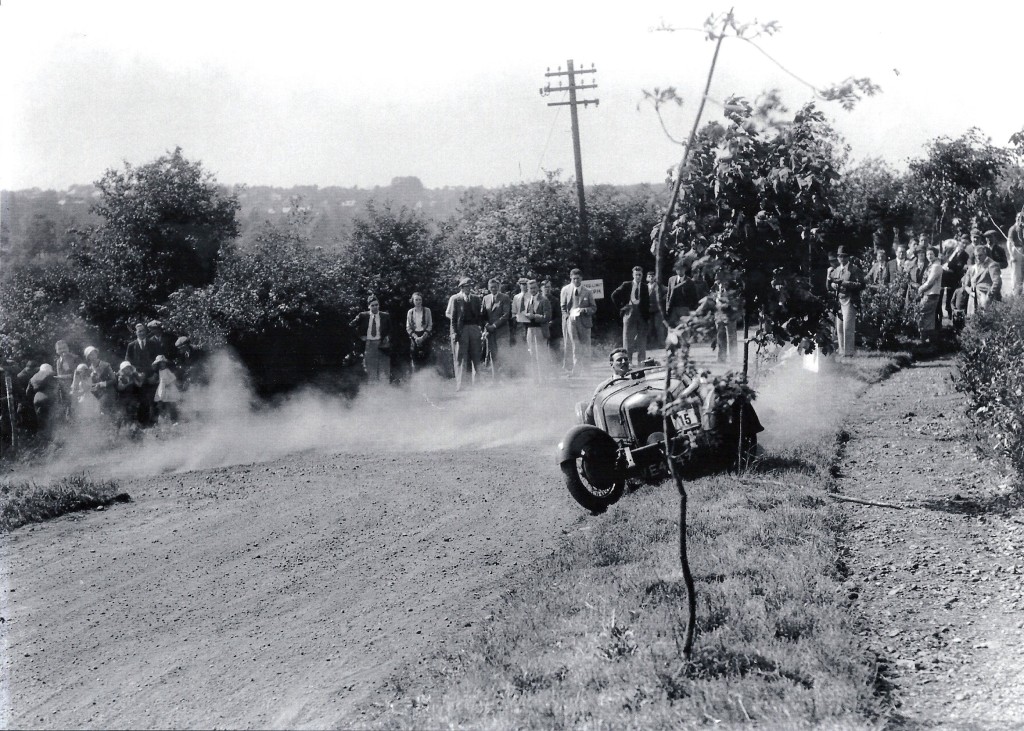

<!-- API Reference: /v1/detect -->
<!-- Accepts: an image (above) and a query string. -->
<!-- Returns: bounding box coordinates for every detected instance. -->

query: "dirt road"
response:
[838,356,1024,727]
[2,443,594,728]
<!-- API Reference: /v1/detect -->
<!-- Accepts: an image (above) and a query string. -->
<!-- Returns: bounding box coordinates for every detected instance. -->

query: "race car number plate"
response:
[674,407,700,432]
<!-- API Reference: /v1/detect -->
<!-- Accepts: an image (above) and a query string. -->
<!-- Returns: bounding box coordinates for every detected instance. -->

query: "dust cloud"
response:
[19,352,587,481]
[752,347,866,451]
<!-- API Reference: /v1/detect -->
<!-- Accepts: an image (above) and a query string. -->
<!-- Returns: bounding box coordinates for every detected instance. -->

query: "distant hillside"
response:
[1,177,662,265]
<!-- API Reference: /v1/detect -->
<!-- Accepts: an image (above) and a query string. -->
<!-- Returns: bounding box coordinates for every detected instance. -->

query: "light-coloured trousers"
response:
[835,300,857,356]
[524,326,545,381]
[564,316,592,374]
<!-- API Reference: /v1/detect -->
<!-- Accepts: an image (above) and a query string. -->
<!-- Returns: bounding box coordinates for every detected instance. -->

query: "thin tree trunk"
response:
[657,8,733,661]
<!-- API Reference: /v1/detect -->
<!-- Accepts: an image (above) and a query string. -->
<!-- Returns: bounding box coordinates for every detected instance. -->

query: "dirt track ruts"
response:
[838,356,1024,728]
[1,445,586,729]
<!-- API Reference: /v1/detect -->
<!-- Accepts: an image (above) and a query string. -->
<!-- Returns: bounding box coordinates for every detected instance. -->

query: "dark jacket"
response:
[349,311,392,345]
[126,338,160,383]
[610,279,650,318]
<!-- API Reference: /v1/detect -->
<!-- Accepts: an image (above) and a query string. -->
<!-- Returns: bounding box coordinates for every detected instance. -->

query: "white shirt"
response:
[366,313,380,341]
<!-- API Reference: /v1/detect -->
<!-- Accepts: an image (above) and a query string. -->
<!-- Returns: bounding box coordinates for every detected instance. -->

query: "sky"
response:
[1,0,1021,191]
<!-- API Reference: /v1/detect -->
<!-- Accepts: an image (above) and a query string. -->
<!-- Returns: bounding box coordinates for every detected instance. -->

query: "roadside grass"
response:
[365,352,906,729]
[0,474,129,532]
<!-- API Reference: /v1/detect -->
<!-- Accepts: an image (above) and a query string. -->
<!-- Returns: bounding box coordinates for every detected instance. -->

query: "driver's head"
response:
[609,348,630,376]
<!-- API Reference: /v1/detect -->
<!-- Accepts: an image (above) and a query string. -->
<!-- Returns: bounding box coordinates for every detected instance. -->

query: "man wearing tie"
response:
[559,268,598,376]
[611,266,650,366]
[445,276,484,390]
[666,259,699,327]
[349,296,391,382]
[481,277,511,379]
[509,276,530,378]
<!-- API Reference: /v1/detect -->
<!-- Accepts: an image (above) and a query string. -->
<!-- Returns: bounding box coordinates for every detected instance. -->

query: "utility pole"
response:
[540,60,598,246]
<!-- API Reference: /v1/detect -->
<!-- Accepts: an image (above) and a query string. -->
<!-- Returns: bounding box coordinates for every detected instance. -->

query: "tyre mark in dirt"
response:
[2,448,584,729]
[837,356,1024,727]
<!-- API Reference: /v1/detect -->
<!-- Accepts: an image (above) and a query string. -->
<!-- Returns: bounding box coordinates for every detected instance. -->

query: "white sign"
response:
[581,279,604,300]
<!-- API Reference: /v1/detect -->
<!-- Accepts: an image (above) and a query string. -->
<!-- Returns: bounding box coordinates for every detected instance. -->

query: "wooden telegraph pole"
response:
[540,60,598,245]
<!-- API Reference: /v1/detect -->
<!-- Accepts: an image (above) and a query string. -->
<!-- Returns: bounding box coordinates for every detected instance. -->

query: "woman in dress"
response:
[406,291,434,372]
[917,246,944,344]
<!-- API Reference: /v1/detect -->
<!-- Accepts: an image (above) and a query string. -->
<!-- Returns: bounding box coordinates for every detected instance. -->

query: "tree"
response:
[343,200,445,320]
[906,129,1010,240]
[71,148,240,333]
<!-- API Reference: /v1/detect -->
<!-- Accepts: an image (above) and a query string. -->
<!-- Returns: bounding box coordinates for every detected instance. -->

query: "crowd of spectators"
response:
[1,320,206,446]
[826,214,1018,354]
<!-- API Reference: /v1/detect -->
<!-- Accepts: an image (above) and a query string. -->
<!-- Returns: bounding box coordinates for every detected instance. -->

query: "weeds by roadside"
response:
[0,474,130,532]
[360,353,908,729]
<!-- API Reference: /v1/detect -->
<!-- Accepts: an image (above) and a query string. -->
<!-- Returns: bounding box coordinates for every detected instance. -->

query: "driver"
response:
[582,348,632,424]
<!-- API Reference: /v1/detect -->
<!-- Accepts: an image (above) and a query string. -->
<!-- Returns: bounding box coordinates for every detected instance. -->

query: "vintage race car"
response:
[556,364,762,513]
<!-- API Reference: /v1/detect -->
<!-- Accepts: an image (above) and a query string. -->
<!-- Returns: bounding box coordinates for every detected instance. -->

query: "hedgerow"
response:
[955,296,1024,480]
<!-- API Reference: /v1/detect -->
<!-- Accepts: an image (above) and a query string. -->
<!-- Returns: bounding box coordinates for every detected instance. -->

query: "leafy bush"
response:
[955,297,1024,480]
[857,271,921,350]
[0,261,103,366]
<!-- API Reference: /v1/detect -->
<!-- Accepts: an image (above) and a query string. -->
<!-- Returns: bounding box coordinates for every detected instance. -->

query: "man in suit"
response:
[446,276,484,390]
[560,268,598,376]
[867,248,900,288]
[349,296,391,383]
[481,277,511,379]
[666,259,699,327]
[611,266,650,366]
[520,279,551,382]
[826,246,865,357]
[125,322,160,424]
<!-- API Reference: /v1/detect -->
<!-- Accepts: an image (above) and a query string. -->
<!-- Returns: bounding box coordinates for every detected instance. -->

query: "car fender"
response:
[556,424,619,465]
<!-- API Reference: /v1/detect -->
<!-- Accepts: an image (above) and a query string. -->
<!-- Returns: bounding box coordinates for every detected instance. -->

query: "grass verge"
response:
[0,474,130,533]
[359,352,908,729]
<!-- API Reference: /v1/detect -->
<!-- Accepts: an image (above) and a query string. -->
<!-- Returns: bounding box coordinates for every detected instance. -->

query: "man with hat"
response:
[146,319,172,358]
[826,246,865,357]
[349,296,392,383]
[481,277,511,379]
[611,266,650,366]
[445,277,484,390]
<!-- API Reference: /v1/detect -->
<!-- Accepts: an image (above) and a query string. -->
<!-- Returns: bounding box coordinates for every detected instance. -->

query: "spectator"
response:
[509,277,531,377]
[84,346,117,415]
[905,248,929,306]
[54,340,77,389]
[349,296,391,383]
[27,364,62,440]
[481,278,511,379]
[560,269,597,376]
[14,361,38,434]
[520,279,550,382]
[1006,209,1024,298]
[540,280,562,368]
[405,292,434,373]
[446,277,484,391]
[917,246,944,344]
[70,363,102,421]
[711,268,740,363]
[611,266,649,366]
[940,237,970,323]
[172,336,207,390]
[147,320,172,357]
[126,322,160,424]
[867,248,899,287]
[968,244,1002,311]
[115,361,145,427]
[827,246,865,357]
[152,355,181,422]
[646,270,667,350]
[984,229,1008,268]
[666,260,699,327]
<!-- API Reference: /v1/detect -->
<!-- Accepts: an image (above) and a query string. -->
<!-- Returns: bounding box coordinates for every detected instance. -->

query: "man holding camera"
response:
[827,246,865,357]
